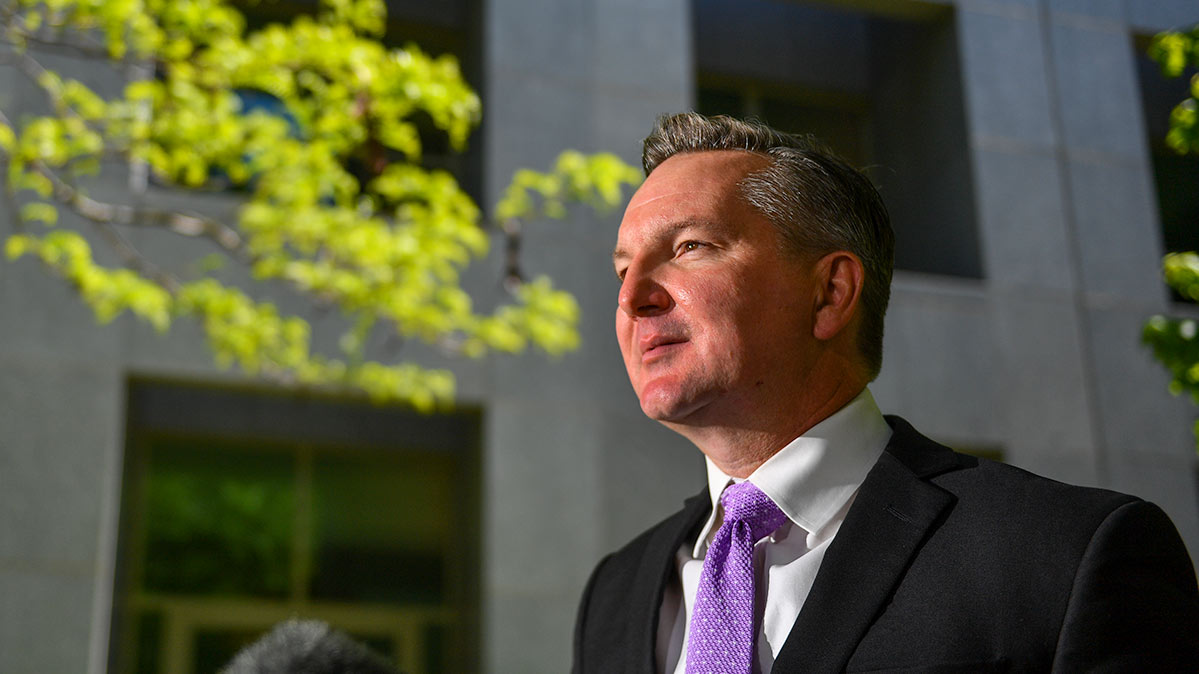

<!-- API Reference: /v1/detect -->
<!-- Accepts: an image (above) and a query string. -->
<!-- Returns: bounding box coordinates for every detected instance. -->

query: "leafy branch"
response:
[0,0,641,410]
[1143,25,1199,447]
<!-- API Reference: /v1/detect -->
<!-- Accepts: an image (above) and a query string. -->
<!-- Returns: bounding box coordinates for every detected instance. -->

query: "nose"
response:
[618,266,673,318]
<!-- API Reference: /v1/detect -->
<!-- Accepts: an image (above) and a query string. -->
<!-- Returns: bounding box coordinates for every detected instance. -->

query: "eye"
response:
[677,240,705,255]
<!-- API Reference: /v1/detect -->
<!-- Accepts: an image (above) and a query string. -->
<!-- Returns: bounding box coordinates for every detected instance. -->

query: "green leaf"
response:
[0,124,14,153]
[20,202,58,225]
[0,0,641,411]
[5,234,34,260]
[24,10,42,32]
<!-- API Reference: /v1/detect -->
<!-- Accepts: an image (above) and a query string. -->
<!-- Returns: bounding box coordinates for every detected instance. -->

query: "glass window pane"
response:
[1153,151,1199,255]
[697,87,744,119]
[133,611,162,674]
[424,623,446,673]
[142,439,295,598]
[309,451,456,603]
[194,628,263,674]
[760,96,869,167]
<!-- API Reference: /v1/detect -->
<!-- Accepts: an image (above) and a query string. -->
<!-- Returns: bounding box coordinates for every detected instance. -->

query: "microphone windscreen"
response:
[221,619,401,674]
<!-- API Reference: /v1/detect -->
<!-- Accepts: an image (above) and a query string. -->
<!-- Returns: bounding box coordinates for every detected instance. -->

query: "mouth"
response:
[640,335,688,361]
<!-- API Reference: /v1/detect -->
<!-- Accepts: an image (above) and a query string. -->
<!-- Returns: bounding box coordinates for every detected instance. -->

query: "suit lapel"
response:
[772,418,960,673]
[626,488,711,672]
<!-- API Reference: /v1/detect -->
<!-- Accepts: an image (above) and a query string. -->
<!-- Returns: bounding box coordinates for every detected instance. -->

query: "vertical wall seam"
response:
[1035,2,1112,487]
[86,374,126,674]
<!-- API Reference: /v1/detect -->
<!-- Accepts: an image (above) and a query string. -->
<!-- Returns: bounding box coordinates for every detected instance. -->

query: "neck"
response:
[668,375,867,479]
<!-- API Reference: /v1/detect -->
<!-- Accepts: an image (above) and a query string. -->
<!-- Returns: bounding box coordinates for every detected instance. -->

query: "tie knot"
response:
[719,481,786,539]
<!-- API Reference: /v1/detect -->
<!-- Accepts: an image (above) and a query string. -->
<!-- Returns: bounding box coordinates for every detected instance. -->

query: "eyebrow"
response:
[612,218,730,264]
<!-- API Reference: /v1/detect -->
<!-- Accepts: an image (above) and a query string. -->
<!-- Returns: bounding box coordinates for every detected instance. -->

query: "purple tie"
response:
[686,481,787,674]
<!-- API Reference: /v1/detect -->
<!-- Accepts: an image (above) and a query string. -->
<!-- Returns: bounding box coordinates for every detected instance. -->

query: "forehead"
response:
[626,150,768,212]
[616,151,771,248]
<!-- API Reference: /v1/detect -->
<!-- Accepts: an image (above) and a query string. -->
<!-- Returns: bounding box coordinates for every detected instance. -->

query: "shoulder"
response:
[884,415,1141,527]
[938,452,1138,522]
[878,416,1195,592]
[854,417,1199,669]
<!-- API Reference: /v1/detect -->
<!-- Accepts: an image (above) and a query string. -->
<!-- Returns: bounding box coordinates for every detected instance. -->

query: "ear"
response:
[812,251,865,342]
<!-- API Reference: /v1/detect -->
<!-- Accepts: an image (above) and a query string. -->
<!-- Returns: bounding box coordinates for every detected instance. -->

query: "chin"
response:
[638,391,708,425]
[638,396,684,422]
[636,370,729,422]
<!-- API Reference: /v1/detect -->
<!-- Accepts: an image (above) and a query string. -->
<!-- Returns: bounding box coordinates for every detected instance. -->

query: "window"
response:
[697,78,872,167]
[109,380,480,674]
[1134,33,1199,277]
[694,0,982,278]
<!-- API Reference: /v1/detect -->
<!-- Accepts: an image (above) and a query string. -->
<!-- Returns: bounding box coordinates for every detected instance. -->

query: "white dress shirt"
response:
[656,388,892,674]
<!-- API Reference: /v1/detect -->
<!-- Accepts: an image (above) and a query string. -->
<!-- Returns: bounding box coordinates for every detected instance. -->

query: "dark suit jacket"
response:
[573,417,1199,673]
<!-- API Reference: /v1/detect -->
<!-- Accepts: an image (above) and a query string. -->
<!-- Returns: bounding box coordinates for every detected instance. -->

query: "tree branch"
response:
[500,216,524,293]
[93,217,182,293]
[0,44,102,129]
[0,4,114,61]
[45,167,252,260]
[0,109,251,264]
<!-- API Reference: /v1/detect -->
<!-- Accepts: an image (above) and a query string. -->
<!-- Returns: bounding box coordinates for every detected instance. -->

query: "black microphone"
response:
[221,619,402,674]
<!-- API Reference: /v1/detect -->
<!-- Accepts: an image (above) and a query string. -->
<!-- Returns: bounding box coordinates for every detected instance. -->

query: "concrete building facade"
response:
[1,0,1197,672]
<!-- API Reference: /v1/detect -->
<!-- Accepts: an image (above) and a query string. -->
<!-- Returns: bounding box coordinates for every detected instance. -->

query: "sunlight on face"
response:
[614,151,816,427]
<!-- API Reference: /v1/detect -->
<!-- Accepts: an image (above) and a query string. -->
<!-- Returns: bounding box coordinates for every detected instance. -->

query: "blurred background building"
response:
[2,0,1198,672]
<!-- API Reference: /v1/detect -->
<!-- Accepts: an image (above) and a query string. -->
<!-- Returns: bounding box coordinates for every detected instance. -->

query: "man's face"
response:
[613,151,817,426]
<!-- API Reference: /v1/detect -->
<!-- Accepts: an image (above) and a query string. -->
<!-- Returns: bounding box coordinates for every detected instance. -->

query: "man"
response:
[573,113,1199,673]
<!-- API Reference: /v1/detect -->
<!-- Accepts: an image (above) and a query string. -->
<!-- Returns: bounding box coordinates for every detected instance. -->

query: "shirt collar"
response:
[693,388,892,557]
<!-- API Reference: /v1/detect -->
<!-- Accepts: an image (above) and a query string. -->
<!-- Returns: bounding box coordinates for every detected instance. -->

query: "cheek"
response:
[673,284,694,306]
[681,279,741,325]
[693,277,775,354]
[614,310,634,358]
[672,276,724,318]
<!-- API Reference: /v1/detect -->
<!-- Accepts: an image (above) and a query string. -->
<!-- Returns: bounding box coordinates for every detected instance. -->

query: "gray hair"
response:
[221,619,399,674]
[642,112,894,380]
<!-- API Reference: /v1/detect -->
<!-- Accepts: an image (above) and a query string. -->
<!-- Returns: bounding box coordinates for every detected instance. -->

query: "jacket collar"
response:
[626,487,711,672]
[771,415,963,672]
